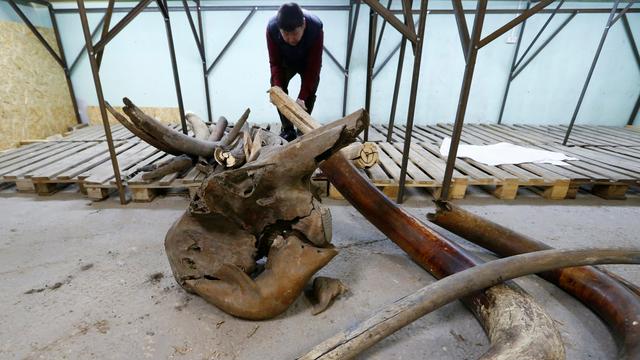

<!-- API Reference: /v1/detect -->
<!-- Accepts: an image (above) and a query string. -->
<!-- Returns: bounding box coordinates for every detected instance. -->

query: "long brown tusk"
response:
[105,102,182,155]
[428,201,640,359]
[269,86,564,359]
[300,248,640,360]
[122,97,219,157]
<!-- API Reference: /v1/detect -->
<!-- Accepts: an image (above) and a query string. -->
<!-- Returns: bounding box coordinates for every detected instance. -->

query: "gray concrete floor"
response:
[1,185,639,360]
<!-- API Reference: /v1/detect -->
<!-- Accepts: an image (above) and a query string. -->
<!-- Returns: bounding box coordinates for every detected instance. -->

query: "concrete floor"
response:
[1,186,639,360]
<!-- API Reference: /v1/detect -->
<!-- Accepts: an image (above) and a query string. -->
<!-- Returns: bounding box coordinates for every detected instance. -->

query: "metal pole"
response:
[622,14,640,69]
[514,0,566,71]
[48,3,82,125]
[386,0,412,142]
[76,0,127,205]
[397,0,428,203]
[95,0,115,69]
[451,0,470,62]
[206,8,256,74]
[563,0,621,145]
[440,0,487,201]
[195,0,213,123]
[629,93,640,126]
[342,0,357,117]
[623,14,640,126]
[477,0,554,49]
[510,12,576,80]
[387,37,407,142]
[373,0,392,66]
[54,6,640,15]
[497,0,529,125]
[93,0,154,53]
[324,46,347,73]
[362,0,416,42]
[69,15,105,73]
[364,8,378,141]
[372,18,419,79]
[157,0,188,134]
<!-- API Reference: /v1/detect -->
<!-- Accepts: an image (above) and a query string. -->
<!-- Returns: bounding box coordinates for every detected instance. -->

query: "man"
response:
[267,2,323,141]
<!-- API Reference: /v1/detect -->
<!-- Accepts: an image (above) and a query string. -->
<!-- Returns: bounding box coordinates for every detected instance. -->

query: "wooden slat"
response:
[82,142,158,184]
[420,142,496,185]
[0,143,84,178]
[378,142,435,185]
[0,142,53,164]
[54,142,140,180]
[405,143,467,184]
[30,142,125,180]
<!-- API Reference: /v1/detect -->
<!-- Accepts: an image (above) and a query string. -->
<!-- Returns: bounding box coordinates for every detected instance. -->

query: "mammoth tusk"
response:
[270,86,565,360]
[301,248,640,360]
[105,102,182,155]
[186,112,211,141]
[428,201,640,359]
[122,97,220,157]
[208,116,228,142]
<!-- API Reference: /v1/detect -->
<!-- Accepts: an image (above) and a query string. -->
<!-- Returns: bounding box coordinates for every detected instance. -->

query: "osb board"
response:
[88,106,181,125]
[0,21,75,151]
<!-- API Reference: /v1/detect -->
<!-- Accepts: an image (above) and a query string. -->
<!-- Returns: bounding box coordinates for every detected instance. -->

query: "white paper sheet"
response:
[439,138,578,166]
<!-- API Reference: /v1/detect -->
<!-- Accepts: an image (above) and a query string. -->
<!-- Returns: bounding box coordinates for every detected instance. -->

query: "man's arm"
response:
[298,30,323,102]
[267,29,283,87]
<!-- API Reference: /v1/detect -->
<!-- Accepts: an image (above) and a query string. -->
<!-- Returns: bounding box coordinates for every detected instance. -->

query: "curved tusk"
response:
[428,201,640,359]
[271,86,565,360]
[186,112,211,141]
[300,248,640,360]
[208,116,228,142]
[122,97,219,157]
[105,102,182,155]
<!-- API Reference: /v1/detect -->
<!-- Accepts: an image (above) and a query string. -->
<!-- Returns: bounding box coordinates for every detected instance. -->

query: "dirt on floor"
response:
[1,186,639,359]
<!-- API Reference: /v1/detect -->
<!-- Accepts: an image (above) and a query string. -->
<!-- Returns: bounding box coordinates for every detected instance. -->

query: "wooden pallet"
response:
[82,142,164,200]
[361,123,640,147]
[127,162,205,202]
[2,124,640,202]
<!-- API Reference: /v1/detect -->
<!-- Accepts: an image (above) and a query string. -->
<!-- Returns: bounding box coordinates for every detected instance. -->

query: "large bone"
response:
[167,108,368,320]
[301,248,640,360]
[341,142,379,169]
[269,86,564,359]
[142,154,192,181]
[185,235,337,320]
[208,116,228,142]
[122,98,220,157]
[186,112,211,140]
[428,201,640,359]
[197,108,368,234]
[105,102,182,155]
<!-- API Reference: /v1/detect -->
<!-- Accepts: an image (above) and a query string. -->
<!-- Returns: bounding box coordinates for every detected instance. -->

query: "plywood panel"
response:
[0,21,75,150]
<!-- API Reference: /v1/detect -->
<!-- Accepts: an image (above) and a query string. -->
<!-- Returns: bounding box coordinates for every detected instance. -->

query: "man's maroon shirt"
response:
[266,11,323,102]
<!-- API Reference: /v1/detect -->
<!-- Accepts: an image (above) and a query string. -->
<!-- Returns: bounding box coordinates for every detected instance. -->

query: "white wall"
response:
[51,0,640,126]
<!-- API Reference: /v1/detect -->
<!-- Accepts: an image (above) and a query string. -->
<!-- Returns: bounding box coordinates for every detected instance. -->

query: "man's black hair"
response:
[277,3,304,32]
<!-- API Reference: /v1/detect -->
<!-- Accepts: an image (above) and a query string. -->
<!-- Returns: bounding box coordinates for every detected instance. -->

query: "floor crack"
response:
[337,238,387,249]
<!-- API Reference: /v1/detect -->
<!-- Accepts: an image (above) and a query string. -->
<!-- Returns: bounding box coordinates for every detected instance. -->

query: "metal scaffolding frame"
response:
[7,0,640,205]
[439,0,639,200]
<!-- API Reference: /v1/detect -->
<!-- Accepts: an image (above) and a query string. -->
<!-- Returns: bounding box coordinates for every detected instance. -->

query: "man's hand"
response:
[296,98,307,111]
